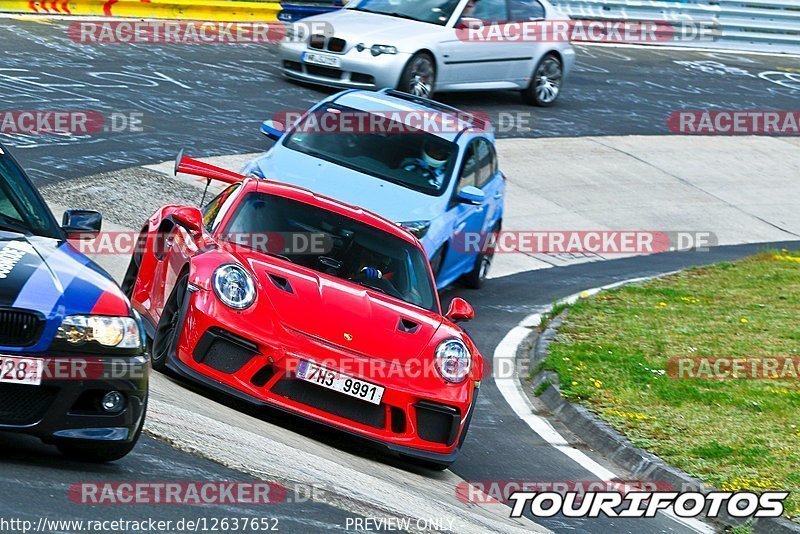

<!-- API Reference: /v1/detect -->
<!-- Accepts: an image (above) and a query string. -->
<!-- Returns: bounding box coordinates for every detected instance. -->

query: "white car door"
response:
[438,0,517,85]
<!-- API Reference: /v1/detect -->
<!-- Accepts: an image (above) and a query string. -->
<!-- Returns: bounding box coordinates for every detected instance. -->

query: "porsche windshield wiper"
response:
[353,280,388,295]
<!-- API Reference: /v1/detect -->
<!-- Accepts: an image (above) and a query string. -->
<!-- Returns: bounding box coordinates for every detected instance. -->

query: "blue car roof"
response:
[327,90,487,143]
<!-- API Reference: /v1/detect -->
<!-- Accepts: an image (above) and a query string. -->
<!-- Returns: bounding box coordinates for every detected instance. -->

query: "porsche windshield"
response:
[282,104,458,196]
[348,0,462,25]
[223,192,438,312]
[0,150,60,238]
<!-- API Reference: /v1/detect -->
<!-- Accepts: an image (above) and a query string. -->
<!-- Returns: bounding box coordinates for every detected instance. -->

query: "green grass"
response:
[542,250,800,519]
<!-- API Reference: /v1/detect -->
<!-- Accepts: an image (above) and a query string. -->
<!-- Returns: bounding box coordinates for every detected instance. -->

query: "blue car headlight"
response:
[241,161,266,179]
[399,221,431,239]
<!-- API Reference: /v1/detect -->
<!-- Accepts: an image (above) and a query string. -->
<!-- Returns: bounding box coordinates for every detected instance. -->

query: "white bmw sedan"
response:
[278,0,575,106]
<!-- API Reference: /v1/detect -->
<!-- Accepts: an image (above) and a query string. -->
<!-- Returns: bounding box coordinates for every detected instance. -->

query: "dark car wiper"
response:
[0,214,32,235]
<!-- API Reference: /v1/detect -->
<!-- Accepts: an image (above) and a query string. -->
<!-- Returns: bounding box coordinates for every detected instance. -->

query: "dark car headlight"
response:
[435,338,472,383]
[213,263,256,309]
[56,315,142,349]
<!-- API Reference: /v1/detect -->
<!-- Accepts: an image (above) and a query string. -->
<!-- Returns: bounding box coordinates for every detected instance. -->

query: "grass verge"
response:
[543,250,800,519]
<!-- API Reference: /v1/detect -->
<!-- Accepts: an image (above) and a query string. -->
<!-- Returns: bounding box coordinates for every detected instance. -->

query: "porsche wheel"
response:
[151,273,188,371]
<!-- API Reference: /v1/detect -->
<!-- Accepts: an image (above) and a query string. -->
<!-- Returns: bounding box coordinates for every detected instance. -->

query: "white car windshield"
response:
[347,0,462,25]
[282,104,458,196]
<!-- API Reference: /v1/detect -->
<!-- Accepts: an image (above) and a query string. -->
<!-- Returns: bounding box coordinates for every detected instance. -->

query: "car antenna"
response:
[200,178,211,207]
[175,148,212,206]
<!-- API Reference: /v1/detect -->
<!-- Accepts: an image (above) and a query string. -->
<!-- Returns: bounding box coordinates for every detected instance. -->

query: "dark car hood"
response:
[0,231,130,350]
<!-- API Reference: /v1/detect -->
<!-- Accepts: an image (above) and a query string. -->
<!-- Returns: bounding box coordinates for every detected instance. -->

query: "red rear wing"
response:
[174,149,244,185]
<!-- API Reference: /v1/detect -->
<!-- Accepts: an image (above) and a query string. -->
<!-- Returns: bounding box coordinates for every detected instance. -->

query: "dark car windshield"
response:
[283,104,458,196]
[347,0,461,25]
[223,192,438,312]
[0,149,61,239]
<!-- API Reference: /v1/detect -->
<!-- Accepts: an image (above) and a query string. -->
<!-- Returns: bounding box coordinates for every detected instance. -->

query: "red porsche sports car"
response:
[123,154,483,468]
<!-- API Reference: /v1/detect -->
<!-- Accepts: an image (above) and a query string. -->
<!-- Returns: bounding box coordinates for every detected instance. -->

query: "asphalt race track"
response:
[2,15,800,534]
[1,18,800,185]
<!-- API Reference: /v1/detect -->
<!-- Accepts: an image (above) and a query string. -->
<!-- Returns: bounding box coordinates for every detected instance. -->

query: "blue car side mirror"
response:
[260,120,285,141]
[456,186,485,205]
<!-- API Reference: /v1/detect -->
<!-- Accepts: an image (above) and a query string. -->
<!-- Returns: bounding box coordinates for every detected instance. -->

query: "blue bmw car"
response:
[0,143,148,462]
[242,89,505,290]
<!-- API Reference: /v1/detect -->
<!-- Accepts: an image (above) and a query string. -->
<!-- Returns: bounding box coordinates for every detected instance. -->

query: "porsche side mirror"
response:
[62,209,102,239]
[446,297,474,323]
[261,120,285,141]
[172,206,204,235]
[456,185,485,205]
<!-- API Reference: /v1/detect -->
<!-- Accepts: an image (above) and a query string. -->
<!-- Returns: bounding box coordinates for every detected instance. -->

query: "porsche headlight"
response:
[56,315,142,349]
[213,263,256,309]
[434,338,472,383]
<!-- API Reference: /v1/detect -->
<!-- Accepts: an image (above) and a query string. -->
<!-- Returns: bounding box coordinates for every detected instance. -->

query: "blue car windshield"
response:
[282,104,458,196]
[0,149,61,239]
[347,0,462,25]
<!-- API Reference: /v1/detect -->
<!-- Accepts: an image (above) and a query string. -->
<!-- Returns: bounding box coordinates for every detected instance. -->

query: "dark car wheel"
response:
[151,273,188,371]
[430,244,446,281]
[56,399,146,463]
[522,53,563,107]
[460,224,499,289]
[398,52,436,99]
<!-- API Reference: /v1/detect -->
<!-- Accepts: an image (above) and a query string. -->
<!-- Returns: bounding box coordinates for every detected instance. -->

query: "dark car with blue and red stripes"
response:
[0,143,148,462]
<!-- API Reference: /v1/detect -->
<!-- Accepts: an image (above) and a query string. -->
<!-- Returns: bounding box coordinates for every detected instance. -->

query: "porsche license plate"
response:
[302,52,341,68]
[296,360,384,405]
[0,355,43,386]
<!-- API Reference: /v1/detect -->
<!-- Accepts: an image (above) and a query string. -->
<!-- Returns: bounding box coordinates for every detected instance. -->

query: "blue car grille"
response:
[0,309,43,347]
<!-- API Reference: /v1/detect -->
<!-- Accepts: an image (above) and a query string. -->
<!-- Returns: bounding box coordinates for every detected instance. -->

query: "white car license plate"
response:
[0,355,43,386]
[296,360,384,405]
[302,51,341,68]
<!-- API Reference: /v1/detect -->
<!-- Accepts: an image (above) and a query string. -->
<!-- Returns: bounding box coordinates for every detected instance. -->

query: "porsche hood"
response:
[237,253,444,363]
